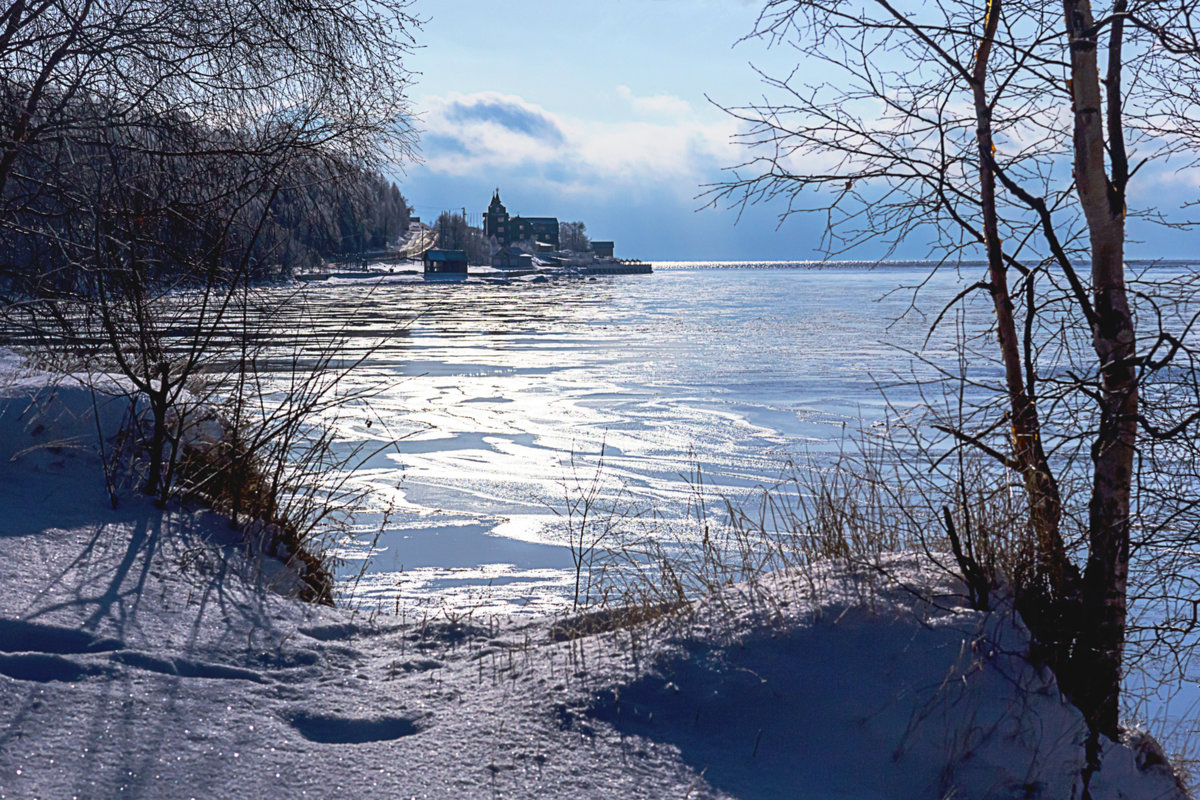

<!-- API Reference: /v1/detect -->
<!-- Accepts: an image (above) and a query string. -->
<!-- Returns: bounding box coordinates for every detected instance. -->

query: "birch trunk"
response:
[973,0,1076,679]
[1062,0,1137,742]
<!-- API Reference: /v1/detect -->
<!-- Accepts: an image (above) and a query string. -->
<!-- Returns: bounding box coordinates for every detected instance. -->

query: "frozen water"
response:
[258,264,992,610]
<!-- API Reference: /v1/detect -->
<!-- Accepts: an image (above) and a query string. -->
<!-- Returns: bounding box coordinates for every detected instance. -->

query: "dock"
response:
[584,260,652,275]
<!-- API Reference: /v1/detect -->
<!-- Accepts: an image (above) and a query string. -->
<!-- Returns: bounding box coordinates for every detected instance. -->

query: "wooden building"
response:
[484,190,559,248]
[492,246,535,270]
[423,249,468,277]
[591,241,615,258]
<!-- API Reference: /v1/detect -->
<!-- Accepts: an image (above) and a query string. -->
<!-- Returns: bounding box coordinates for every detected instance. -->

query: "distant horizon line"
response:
[648,258,1198,268]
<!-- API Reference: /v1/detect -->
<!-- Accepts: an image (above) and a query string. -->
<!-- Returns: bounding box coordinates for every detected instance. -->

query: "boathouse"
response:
[423,249,468,276]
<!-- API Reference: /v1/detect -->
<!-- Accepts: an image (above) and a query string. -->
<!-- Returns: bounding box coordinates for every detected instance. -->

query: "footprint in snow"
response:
[285,711,426,744]
[0,618,123,654]
[0,618,123,683]
[0,652,112,683]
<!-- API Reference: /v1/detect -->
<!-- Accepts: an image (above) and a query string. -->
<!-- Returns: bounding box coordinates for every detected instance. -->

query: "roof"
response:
[512,217,558,226]
[425,249,467,262]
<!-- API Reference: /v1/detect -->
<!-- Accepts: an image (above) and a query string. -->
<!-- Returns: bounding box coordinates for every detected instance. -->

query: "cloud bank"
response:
[416,90,739,199]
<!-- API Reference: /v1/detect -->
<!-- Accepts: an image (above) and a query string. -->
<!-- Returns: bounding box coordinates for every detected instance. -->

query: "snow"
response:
[0,348,1190,799]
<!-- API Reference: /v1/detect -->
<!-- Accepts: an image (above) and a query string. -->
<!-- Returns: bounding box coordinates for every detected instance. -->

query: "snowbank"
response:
[0,348,1189,798]
[588,561,1188,799]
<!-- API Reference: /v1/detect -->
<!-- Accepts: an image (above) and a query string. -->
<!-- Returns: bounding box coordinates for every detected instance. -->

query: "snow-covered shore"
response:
[0,349,1189,799]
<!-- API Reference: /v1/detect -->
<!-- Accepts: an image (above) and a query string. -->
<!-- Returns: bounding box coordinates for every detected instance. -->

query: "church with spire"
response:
[484,189,559,249]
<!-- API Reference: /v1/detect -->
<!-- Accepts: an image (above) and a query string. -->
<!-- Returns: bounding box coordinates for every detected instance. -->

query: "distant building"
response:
[513,217,559,248]
[591,241,615,259]
[492,246,534,270]
[484,191,510,242]
[484,190,559,249]
[423,249,468,276]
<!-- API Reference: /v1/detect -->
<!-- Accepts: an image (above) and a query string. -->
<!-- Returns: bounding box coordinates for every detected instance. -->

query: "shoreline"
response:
[295,259,653,283]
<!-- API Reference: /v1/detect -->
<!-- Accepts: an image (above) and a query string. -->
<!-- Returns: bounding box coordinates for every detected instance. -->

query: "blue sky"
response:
[394,0,1198,261]
[393,0,827,261]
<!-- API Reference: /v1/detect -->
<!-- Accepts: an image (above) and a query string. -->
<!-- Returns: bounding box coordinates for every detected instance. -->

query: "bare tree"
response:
[0,0,420,505]
[559,221,590,252]
[711,0,1200,780]
[435,211,488,263]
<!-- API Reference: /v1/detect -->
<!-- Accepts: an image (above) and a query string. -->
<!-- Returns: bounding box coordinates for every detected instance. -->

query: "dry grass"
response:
[549,429,1197,795]
[555,432,1039,625]
[173,423,347,604]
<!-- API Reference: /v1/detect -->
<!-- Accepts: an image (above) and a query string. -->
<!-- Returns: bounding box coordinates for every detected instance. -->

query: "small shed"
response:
[492,246,534,270]
[591,241,615,259]
[423,249,468,276]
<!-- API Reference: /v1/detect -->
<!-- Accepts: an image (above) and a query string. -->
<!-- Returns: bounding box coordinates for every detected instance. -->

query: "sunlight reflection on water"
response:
[250,264,987,613]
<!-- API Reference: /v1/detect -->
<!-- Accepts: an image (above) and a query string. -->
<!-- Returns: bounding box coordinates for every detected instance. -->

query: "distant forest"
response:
[0,90,411,293]
[256,170,411,270]
[1,0,422,298]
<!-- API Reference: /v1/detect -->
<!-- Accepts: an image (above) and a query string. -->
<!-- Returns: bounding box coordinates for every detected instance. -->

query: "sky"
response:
[392,0,1200,262]
[392,0,830,261]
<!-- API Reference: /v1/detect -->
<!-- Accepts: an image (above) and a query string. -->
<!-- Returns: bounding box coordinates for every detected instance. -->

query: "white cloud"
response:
[616,85,695,117]
[416,90,739,198]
